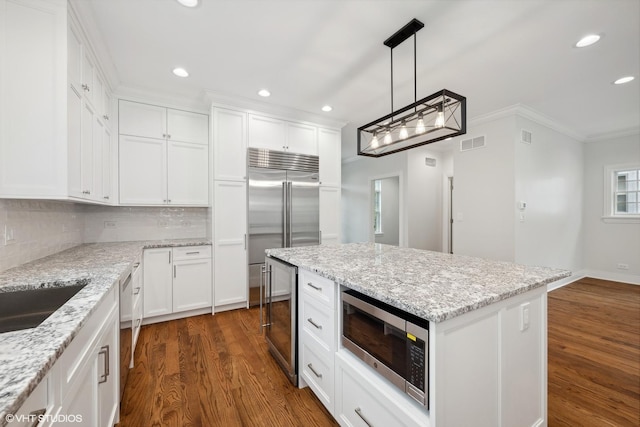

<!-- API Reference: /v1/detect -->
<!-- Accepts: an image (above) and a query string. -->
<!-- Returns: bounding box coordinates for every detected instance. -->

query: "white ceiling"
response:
[81,0,639,143]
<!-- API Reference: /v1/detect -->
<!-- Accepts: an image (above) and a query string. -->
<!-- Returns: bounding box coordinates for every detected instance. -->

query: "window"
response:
[615,169,639,214]
[604,164,640,222]
[374,179,382,234]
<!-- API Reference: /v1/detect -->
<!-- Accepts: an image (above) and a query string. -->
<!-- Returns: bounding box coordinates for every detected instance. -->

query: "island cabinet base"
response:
[295,267,548,427]
[431,285,547,427]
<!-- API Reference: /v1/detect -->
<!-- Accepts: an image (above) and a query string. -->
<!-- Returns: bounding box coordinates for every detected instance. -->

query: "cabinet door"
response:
[320,187,340,244]
[213,181,247,307]
[143,248,173,318]
[92,117,104,201]
[167,109,208,145]
[213,107,246,181]
[119,100,166,140]
[81,51,96,106]
[318,128,341,187]
[58,359,98,427]
[81,101,95,198]
[68,23,82,95]
[101,126,112,203]
[248,114,286,151]
[97,314,118,427]
[173,258,212,312]
[68,85,83,198]
[119,135,167,205]
[287,122,317,155]
[167,141,208,205]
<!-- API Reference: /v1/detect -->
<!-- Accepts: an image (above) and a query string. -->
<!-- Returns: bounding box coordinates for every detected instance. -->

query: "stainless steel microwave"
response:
[341,289,429,407]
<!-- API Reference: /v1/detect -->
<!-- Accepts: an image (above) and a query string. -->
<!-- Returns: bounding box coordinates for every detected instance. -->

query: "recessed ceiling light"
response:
[172,67,189,77]
[322,105,333,112]
[575,34,600,48]
[613,76,635,85]
[258,89,271,97]
[176,0,198,7]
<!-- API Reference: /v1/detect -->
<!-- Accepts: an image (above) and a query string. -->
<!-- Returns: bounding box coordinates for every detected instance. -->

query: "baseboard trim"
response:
[142,307,212,325]
[582,270,640,285]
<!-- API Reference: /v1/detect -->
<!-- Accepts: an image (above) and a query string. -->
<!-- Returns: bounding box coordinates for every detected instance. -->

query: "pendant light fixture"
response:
[358,19,467,157]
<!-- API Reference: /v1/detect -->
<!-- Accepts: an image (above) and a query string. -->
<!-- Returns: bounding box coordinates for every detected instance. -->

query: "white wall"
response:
[375,177,400,245]
[0,200,84,272]
[514,116,584,272]
[583,134,640,282]
[452,115,516,261]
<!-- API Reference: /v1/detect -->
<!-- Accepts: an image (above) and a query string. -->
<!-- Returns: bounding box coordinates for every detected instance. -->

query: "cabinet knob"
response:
[167,134,171,139]
[103,196,109,200]
[167,199,171,203]
[162,133,166,138]
[82,84,90,92]
[103,114,109,120]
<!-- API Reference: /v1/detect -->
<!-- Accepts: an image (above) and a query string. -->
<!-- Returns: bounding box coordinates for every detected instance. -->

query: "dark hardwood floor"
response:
[548,277,640,427]
[118,308,337,427]
[119,277,639,426]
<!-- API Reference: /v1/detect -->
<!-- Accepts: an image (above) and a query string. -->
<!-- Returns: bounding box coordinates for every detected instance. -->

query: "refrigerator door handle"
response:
[282,182,287,247]
[259,264,268,332]
[287,181,293,247]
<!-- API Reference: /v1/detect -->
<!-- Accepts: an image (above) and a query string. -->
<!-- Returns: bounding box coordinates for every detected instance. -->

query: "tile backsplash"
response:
[0,200,84,272]
[83,205,208,243]
[0,200,209,273]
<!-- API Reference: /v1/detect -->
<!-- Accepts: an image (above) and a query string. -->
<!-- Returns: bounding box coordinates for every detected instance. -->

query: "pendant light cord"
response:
[390,48,394,120]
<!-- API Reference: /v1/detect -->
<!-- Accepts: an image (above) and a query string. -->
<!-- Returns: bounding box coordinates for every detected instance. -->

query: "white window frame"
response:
[602,163,640,223]
[374,179,383,235]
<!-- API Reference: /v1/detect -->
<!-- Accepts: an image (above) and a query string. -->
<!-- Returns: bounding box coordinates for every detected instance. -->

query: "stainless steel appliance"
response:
[342,289,430,407]
[119,268,133,400]
[248,147,320,307]
[261,256,298,385]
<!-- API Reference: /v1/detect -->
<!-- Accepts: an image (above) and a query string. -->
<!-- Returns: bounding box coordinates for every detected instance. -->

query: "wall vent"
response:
[521,129,532,144]
[460,136,485,152]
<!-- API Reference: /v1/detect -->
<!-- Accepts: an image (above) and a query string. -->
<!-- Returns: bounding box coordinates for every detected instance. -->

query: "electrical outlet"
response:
[520,302,530,332]
[104,221,117,229]
[616,263,629,270]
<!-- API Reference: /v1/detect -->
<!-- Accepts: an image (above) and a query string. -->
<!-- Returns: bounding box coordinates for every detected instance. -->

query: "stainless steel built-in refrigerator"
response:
[247,147,319,385]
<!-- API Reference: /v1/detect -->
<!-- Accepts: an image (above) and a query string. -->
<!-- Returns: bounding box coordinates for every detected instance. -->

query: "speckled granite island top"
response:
[267,243,570,323]
[0,238,210,425]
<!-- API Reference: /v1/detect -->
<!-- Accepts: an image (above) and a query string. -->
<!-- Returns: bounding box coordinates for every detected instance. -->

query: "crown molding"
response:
[205,90,347,130]
[115,85,210,114]
[584,126,640,143]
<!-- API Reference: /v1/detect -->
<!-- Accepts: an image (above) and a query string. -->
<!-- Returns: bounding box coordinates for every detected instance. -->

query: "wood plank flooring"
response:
[120,277,639,426]
[118,308,337,427]
[548,277,640,427]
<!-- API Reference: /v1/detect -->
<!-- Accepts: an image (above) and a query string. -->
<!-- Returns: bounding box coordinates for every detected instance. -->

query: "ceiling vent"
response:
[460,136,485,152]
[521,129,532,144]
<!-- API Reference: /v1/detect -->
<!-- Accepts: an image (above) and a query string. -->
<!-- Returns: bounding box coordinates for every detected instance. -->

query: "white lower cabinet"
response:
[143,245,212,323]
[11,373,53,427]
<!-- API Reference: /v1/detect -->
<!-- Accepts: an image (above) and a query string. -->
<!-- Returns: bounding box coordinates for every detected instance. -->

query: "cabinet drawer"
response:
[299,269,335,308]
[172,245,211,261]
[132,295,143,350]
[57,285,117,397]
[12,375,50,427]
[301,297,335,352]
[300,336,334,414]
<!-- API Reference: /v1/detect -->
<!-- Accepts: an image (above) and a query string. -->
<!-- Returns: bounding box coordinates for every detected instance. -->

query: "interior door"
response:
[288,171,320,247]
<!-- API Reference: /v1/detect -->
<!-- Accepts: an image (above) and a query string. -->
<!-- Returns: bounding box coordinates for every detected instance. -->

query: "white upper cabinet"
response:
[213,107,247,181]
[68,23,82,94]
[0,0,68,198]
[320,186,341,245]
[118,99,209,206]
[287,122,317,155]
[318,128,341,187]
[168,109,209,145]
[248,113,318,155]
[119,101,167,140]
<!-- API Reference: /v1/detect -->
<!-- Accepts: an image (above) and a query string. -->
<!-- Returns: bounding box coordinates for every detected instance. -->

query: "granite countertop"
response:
[0,238,211,425]
[267,242,571,323]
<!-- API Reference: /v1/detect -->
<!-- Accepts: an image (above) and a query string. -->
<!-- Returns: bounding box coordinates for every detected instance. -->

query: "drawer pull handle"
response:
[136,319,141,328]
[134,287,141,295]
[307,282,322,291]
[98,345,110,384]
[307,363,322,379]
[355,408,373,427]
[307,318,322,330]
[27,408,46,427]
[186,251,200,255]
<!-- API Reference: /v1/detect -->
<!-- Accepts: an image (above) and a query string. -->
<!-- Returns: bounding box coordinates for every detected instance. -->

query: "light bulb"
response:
[371,133,379,149]
[384,129,392,145]
[399,122,408,140]
[435,106,445,128]
[415,114,425,134]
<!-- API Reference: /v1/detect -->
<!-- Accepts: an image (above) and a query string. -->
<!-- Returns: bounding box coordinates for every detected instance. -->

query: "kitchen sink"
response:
[0,284,87,333]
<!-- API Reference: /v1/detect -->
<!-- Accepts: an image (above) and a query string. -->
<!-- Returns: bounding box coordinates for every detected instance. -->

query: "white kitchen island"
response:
[266,243,570,427]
